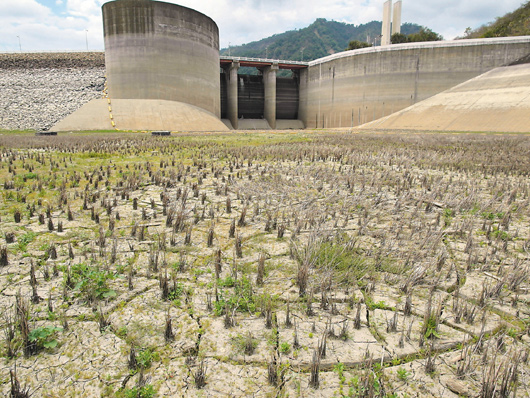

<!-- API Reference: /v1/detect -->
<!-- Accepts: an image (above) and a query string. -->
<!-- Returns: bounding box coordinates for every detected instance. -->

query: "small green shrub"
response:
[422,314,440,339]
[69,263,116,303]
[214,277,255,315]
[279,341,291,354]
[17,232,37,252]
[167,282,184,302]
[231,332,259,355]
[217,276,236,287]
[366,299,387,310]
[29,325,62,350]
[123,384,155,398]
[397,367,410,381]
[136,348,159,369]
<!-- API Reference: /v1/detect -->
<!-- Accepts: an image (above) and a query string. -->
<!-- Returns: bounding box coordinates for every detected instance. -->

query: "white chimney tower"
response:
[392,0,402,35]
[381,0,392,46]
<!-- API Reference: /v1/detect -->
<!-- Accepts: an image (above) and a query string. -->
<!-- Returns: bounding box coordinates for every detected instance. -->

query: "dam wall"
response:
[299,37,530,128]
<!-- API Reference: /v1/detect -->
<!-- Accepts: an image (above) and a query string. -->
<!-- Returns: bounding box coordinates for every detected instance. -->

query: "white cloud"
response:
[0,0,526,52]
[66,0,102,18]
[0,0,51,19]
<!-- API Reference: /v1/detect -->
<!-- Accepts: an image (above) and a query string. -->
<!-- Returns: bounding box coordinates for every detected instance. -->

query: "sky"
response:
[0,0,526,52]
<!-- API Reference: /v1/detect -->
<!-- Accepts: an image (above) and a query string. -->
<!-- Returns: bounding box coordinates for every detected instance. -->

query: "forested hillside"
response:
[462,0,530,38]
[221,19,422,61]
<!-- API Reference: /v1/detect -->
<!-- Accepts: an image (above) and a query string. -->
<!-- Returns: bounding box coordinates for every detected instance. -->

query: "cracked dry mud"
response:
[0,131,529,397]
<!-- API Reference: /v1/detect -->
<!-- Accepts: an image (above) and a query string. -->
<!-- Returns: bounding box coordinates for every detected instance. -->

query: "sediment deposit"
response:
[0,52,105,131]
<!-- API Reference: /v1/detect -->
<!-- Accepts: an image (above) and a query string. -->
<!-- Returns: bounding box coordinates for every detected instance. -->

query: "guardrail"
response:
[220,55,309,66]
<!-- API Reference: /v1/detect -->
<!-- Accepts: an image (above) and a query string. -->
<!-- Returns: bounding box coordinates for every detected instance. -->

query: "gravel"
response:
[0,52,106,131]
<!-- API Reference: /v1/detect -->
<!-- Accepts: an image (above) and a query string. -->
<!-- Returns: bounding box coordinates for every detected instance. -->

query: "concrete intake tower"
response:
[103,0,220,116]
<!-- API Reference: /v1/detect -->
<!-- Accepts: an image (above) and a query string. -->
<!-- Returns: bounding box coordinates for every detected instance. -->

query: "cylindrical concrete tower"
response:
[102,0,220,117]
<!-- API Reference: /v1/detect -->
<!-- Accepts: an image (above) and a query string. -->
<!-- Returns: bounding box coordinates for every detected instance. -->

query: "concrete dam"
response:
[3,0,530,133]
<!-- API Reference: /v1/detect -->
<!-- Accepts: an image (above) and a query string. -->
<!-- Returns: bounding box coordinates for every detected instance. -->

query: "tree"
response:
[391,32,408,44]
[346,40,372,51]
[407,28,443,42]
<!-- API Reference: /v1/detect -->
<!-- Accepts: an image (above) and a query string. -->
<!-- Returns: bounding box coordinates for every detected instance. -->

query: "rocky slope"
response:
[0,52,105,131]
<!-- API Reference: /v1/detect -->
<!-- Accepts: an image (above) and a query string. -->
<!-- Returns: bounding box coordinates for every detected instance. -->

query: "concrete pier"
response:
[226,61,240,129]
[263,63,279,129]
[392,0,402,35]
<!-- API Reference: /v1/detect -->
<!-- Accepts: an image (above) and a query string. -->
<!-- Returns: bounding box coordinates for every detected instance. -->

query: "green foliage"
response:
[78,152,113,159]
[167,282,184,302]
[22,172,38,180]
[17,231,37,252]
[214,276,255,315]
[29,326,62,350]
[69,263,116,303]
[492,227,510,241]
[347,368,383,397]
[407,27,443,42]
[390,32,408,44]
[230,332,259,356]
[423,314,441,339]
[279,341,291,354]
[397,367,410,381]
[443,208,454,226]
[123,384,155,398]
[481,211,505,220]
[506,328,518,339]
[365,299,388,311]
[346,40,372,50]
[116,326,128,339]
[310,237,372,285]
[462,1,530,39]
[136,348,159,369]
[217,276,236,288]
[334,362,346,383]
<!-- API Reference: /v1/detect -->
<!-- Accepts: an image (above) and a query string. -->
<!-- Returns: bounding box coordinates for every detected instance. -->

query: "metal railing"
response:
[220,55,309,66]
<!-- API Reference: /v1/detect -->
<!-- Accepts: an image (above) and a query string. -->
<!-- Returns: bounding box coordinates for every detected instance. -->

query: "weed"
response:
[397,367,409,381]
[17,232,37,252]
[231,332,259,356]
[136,348,159,370]
[122,383,155,398]
[69,263,116,303]
[279,341,291,354]
[28,325,62,350]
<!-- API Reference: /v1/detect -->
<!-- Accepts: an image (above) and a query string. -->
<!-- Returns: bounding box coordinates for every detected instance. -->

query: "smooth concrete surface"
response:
[263,64,279,129]
[276,120,305,129]
[381,1,392,46]
[299,36,530,129]
[237,119,272,130]
[221,119,234,129]
[103,0,220,116]
[51,99,229,132]
[359,63,530,132]
[392,1,402,35]
[226,62,239,129]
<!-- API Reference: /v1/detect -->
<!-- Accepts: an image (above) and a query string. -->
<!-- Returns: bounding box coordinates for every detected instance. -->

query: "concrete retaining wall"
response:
[360,63,530,132]
[103,0,221,117]
[299,37,530,128]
